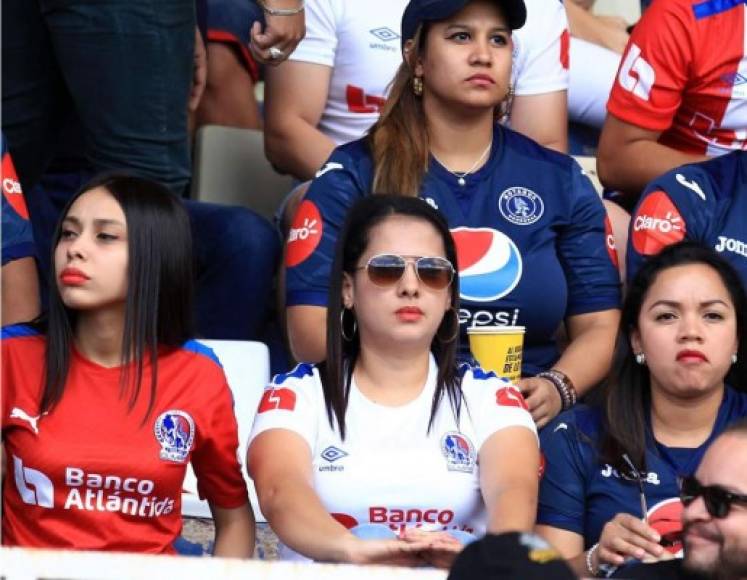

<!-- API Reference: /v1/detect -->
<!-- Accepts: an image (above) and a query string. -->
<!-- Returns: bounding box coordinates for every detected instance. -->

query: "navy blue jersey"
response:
[627,151,747,285]
[537,387,747,554]
[285,126,621,376]
[1,135,35,266]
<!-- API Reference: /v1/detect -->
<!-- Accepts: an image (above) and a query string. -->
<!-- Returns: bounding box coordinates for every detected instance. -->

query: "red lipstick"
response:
[676,349,708,363]
[59,267,89,286]
[396,306,423,322]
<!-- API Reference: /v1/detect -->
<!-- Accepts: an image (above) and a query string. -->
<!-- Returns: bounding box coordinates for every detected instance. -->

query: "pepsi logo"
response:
[286,200,322,268]
[647,498,684,556]
[2,152,29,220]
[604,215,619,269]
[452,227,522,302]
[632,191,686,256]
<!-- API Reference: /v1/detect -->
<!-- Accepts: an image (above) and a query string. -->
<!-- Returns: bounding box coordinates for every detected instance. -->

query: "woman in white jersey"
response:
[248,195,539,568]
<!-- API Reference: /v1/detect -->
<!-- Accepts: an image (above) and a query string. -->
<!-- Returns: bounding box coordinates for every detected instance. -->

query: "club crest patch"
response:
[154,410,195,463]
[441,432,476,473]
[498,187,544,225]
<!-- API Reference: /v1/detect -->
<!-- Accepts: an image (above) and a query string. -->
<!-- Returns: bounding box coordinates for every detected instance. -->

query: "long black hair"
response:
[36,172,195,419]
[320,195,462,439]
[599,241,747,474]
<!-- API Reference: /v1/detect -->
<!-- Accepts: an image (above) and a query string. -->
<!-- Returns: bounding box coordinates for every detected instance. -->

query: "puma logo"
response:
[10,407,46,435]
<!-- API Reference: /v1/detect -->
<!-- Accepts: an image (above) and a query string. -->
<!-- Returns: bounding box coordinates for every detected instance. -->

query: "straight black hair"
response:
[599,241,747,474]
[320,194,462,439]
[36,172,195,419]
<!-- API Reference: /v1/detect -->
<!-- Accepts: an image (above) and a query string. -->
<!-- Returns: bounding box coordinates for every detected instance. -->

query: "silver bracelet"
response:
[258,0,305,16]
[586,542,600,577]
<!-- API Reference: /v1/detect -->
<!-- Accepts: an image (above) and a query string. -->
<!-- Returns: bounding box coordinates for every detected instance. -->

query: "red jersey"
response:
[607,0,747,156]
[1,325,248,553]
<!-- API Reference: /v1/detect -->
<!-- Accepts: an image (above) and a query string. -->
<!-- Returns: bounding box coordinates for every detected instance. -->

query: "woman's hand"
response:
[341,535,427,567]
[250,3,305,66]
[401,528,464,569]
[594,513,665,569]
[517,376,563,428]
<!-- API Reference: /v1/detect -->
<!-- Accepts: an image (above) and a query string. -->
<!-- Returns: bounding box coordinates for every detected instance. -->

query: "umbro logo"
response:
[369,27,400,42]
[321,446,348,463]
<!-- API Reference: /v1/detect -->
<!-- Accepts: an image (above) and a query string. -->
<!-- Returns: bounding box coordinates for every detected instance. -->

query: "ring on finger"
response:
[268,46,285,60]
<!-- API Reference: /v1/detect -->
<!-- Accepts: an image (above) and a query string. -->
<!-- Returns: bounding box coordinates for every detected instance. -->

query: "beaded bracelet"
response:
[258,0,305,16]
[586,542,600,576]
[536,369,577,411]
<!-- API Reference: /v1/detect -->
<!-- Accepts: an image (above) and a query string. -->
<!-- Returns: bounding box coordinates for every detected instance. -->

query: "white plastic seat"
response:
[190,125,294,222]
[181,339,269,522]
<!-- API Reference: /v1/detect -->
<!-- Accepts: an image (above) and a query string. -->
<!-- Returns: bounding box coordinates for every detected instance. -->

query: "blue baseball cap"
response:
[401,0,527,49]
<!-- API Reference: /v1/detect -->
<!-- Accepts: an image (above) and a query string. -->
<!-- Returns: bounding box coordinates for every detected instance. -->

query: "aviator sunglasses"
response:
[355,254,455,290]
[680,475,747,518]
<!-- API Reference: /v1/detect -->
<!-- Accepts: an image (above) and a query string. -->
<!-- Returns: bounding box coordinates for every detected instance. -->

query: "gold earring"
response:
[413,76,423,96]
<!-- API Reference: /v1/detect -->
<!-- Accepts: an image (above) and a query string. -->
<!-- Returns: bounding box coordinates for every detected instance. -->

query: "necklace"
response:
[431,142,492,187]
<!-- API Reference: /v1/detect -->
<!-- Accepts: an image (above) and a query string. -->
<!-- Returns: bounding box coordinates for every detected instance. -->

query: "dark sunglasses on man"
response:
[680,475,747,519]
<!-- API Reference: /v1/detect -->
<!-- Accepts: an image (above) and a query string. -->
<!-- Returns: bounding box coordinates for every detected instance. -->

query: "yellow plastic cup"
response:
[466,326,525,383]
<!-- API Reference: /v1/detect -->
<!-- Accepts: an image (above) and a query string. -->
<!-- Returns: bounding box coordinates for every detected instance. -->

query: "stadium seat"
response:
[181,339,270,522]
[190,125,294,221]
[573,155,604,196]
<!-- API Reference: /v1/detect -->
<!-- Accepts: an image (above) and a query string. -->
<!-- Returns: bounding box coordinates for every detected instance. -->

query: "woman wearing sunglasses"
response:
[284,0,621,429]
[536,242,747,577]
[248,195,539,568]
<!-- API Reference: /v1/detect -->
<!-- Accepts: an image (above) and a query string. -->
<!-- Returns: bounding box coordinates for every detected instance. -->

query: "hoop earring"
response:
[413,76,423,97]
[436,307,461,343]
[732,353,738,365]
[340,308,357,342]
[635,352,646,366]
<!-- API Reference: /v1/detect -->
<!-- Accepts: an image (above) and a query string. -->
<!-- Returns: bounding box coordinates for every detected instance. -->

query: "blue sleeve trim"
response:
[693,0,743,19]
[534,511,585,535]
[2,242,36,266]
[566,296,621,317]
[182,339,223,368]
[1,324,40,340]
[273,362,315,384]
[286,290,329,308]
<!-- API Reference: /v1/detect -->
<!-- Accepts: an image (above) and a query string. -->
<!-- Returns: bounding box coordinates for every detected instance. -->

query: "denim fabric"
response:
[2,0,194,195]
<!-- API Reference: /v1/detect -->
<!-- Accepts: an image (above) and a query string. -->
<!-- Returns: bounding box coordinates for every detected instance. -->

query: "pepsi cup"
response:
[467,326,525,383]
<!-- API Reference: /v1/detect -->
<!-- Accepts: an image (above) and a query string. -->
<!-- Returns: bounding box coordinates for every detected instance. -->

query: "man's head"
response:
[682,419,747,579]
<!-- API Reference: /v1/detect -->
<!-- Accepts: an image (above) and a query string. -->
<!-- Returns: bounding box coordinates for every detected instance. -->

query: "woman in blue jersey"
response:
[536,242,747,576]
[284,0,621,428]
[1,173,253,555]
[249,195,539,568]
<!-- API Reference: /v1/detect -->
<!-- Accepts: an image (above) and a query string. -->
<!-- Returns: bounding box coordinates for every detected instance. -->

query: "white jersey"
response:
[289,0,569,146]
[288,0,407,146]
[248,355,537,561]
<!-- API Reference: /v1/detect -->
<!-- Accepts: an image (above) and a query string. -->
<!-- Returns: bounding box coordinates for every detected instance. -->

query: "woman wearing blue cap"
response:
[285,0,621,428]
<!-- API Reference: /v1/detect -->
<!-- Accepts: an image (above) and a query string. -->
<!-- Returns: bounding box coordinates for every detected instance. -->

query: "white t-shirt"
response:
[248,355,537,561]
[289,0,569,146]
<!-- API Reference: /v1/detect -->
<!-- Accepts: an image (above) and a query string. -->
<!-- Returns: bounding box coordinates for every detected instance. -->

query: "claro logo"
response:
[631,191,686,256]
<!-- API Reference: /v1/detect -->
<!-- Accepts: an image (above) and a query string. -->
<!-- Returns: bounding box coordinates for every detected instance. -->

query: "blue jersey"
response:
[537,387,747,555]
[1,134,35,266]
[627,151,747,285]
[286,126,621,376]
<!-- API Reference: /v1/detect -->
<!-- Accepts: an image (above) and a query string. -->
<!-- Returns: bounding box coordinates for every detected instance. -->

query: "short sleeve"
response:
[511,0,569,96]
[287,0,339,67]
[247,364,320,454]
[285,146,369,307]
[559,163,622,316]
[2,137,35,266]
[536,413,589,534]
[464,368,537,450]
[607,0,694,131]
[626,165,714,283]
[191,371,249,509]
